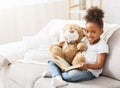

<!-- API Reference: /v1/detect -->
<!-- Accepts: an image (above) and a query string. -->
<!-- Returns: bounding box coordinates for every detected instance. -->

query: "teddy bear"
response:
[49,24,87,69]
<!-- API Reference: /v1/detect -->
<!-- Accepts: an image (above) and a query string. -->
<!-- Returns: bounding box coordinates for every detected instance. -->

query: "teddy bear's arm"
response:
[77,41,87,52]
[57,41,65,47]
[49,42,63,51]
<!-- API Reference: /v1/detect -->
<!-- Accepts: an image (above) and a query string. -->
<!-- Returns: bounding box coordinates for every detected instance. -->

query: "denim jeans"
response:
[48,61,95,82]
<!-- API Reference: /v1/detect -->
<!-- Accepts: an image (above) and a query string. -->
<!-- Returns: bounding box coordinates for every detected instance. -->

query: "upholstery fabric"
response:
[34,76,120,88]
[8,63,48,88]
[102,30,120,80]
[8,62,120,88]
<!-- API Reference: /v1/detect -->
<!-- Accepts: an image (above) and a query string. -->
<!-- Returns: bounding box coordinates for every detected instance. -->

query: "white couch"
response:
[0,19,120,88]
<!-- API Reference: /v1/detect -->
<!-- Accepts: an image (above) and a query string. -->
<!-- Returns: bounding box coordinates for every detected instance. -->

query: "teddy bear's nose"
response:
[69,28,74,33]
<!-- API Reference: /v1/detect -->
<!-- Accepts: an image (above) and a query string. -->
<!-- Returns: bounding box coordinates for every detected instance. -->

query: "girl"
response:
[47,6,109,88]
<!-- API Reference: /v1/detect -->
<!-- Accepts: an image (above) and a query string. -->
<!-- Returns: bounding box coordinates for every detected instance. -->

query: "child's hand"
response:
[79,63,87,70]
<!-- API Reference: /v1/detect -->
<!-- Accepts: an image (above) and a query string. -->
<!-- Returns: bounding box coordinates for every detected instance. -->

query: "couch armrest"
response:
[0,41,27,64]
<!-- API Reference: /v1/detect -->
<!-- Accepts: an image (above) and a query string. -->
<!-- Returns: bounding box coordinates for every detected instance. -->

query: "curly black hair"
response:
[84,6,104,29]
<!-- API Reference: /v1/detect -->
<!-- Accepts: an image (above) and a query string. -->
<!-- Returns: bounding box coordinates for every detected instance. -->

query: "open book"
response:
[52,56,81,71]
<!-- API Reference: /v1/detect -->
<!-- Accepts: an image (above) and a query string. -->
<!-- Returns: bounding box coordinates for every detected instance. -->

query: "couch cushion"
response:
[8,62,48,88]
[102,29,120,80]
[34,76,120,88]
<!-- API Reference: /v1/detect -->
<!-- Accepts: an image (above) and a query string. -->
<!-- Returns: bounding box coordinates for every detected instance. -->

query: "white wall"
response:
[0,0,69,44]
[1,0,120,44]
[103,0,120,24]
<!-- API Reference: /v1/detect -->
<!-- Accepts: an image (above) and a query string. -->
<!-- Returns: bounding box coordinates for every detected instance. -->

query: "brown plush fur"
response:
[49,24,87,65]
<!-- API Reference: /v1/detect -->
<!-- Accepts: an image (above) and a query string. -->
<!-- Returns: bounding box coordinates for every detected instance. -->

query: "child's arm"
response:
[80,53,107,70]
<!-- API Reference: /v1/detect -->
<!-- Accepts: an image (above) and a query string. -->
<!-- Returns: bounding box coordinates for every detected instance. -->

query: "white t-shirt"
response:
[83,38,109,77]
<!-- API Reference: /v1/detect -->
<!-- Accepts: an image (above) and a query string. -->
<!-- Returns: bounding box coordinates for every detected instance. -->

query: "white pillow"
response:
[23,36,40,50]
[24,48,51,62]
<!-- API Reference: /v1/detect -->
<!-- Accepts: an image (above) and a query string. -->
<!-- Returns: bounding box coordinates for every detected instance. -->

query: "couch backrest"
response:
[102,29,120,80]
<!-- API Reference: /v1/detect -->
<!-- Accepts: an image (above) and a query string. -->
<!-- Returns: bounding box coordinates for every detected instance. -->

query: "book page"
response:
[52,56,70,70]
[53,56,81,71]
[64,64,81,71]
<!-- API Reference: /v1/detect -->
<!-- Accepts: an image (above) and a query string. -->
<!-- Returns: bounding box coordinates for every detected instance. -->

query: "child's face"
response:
[85,22,103,45]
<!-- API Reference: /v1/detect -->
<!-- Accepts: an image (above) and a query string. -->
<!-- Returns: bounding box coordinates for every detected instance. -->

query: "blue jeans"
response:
[48,61,95,82]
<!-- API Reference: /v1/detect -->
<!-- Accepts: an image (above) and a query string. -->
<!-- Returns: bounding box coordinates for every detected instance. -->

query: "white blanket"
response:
[16,59,48,65]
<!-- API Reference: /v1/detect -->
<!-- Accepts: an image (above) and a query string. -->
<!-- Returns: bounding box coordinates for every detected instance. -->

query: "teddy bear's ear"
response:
[63,24,69,32]
[82,27,86,37]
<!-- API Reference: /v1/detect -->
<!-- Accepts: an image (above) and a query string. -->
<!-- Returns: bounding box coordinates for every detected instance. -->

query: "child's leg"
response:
[48,61,62,77]
[62,69,95,82]
[42,60,60,78]
[48,61,68,87]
